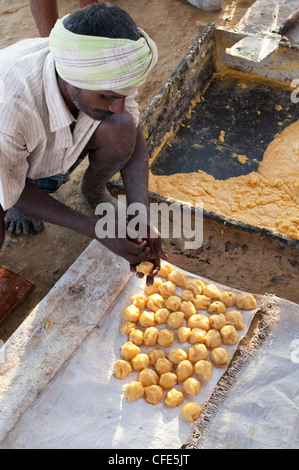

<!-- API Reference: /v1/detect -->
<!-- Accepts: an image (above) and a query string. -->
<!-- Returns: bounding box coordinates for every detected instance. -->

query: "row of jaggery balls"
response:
[113,262,258,423]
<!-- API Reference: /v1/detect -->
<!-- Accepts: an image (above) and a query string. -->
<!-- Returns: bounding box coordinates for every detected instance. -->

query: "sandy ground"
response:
[0,0,255,341]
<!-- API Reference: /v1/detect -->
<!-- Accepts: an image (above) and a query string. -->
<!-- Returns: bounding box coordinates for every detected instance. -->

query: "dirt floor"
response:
[0,0,256,341]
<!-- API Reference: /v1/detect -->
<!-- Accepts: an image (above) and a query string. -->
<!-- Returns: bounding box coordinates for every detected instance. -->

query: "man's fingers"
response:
[130,264,137,273]
[159,247,168,261]
[126,239,150,266]
[146,274,154,287]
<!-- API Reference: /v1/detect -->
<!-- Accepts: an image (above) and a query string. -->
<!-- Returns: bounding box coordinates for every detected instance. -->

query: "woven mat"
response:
[1,263,288,449]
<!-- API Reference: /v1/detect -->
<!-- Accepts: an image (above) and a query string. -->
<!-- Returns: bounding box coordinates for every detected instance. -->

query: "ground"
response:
[0,0,255,341]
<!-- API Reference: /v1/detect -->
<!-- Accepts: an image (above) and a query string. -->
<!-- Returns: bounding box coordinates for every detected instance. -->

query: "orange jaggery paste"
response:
[149,120,299,239]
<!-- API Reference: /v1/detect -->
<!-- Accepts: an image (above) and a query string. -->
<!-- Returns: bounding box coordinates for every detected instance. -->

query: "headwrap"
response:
[49,15,158,95]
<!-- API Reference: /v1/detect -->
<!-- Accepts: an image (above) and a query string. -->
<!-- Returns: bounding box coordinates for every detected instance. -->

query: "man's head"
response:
[49,2,158,120]
[63,2,141,40]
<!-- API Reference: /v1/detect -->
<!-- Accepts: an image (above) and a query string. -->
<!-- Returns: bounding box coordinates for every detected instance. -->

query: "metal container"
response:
[109,24,299,303]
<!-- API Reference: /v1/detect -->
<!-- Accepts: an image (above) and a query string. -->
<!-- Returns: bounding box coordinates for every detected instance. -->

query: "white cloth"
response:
[0,38,140,210]
[186,296,299,449]
[186,0,222,13]
[0,267,260,449]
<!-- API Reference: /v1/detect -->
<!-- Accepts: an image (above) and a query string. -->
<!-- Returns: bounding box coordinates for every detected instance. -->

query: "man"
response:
[30,0,98,37]
[0,3,167,282]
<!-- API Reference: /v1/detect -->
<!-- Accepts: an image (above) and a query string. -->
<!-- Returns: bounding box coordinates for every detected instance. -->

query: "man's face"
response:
[69,87,127,121]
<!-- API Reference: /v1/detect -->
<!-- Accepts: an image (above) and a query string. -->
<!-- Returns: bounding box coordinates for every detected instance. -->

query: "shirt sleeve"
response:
[125,91,140,127]
[0,131,29,211]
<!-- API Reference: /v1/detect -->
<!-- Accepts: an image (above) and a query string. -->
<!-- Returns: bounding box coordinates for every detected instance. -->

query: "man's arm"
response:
[29,0,59,37]
[12,181,150,265]
[120,126,168,282]
[120,125,149,209]
[30,0,99,37]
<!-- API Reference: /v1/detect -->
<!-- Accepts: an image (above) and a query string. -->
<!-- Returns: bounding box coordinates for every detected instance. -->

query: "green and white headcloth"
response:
[49,15,158,95]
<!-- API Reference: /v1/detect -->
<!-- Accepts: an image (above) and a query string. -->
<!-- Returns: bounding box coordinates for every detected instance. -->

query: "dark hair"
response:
[63,2,140,40]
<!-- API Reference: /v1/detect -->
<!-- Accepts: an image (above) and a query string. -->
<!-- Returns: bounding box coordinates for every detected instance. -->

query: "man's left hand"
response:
[130,224,168,286]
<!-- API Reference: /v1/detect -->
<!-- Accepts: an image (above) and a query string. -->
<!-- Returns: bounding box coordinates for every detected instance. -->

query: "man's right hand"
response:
[98,233,150,266]
[8,181,151,266]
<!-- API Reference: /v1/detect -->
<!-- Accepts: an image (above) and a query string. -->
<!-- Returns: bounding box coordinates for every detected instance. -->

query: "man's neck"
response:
[56,74,79,119]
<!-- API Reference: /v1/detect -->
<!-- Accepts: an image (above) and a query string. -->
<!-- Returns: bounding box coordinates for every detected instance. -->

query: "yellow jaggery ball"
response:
[167,311,185,329]
[202,284,221,299]
[180,301,196,319]
[138,368,159,386]
[225,310,245,330]
[125,381,144,401]
[136,260,154,275]
[204,329,222,349]
[164,388,184,407]
[121,341,140,361]
[113,360,132,379]
[131,353,150,371]
[177,326,191,343]
[146,294,164,312]
[209,314,226,330]
[129,328,144,346]
[123,304,140,322]
[188,344,209,362]
[131,293,147,310]
[143,327,159,347]
[189,328,206,344]
[157,329,175,348]
[159,280,176,298]
[159,372,177,390]
[220,325,239,345]
[219,291,237,307]
[181,402,202,422]
[144,385,164,405]
[165,295,181,312]
[176,360,193,381]
[183,377,201,395]
[158,263,173,278]
[185,278,204,295]
[187,314,210,331]
[210,347,229,368]
[236,293,257,310]
[194,360,212,380]
[168,269,187,287]
[168,347,188,364]
[181,289,195,302]
[154,308,170,324]
[120,321,136,335]
[192,295,211,310]
[155,357,173,375]
[148,348,165,365]
[138,311,155,328]
[145,277,163,296]
[208,301,227,315]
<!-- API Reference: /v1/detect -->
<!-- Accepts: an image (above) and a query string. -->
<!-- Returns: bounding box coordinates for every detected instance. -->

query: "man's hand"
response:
[99,232,151,266]
[130,224,168,286]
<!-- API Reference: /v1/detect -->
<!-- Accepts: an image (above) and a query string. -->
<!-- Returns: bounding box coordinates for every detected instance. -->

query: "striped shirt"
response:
[0,38,140,211]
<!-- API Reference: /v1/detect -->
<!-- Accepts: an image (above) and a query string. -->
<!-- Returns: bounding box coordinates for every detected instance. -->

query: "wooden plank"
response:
[0,266,35,326]
[0,242,131,443]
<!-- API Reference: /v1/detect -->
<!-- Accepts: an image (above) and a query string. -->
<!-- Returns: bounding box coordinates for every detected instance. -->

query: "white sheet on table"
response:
[0,265,261,449]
